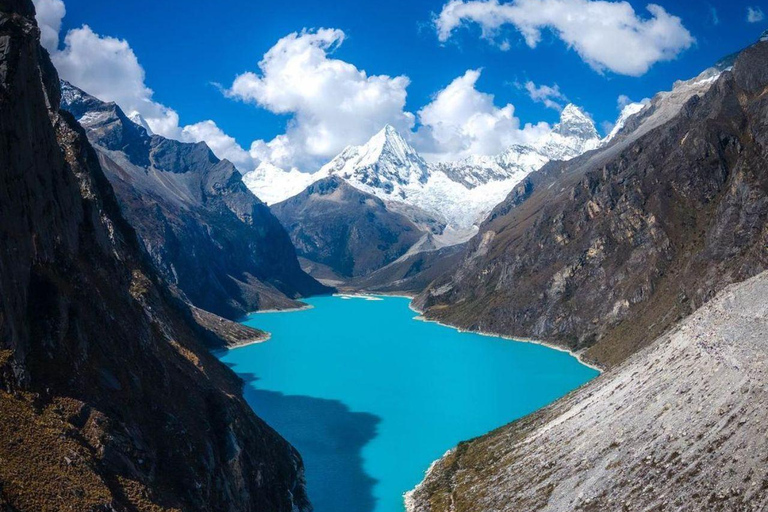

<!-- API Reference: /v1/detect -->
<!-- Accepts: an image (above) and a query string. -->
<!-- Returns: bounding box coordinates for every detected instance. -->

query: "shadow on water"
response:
[229,366,381,512]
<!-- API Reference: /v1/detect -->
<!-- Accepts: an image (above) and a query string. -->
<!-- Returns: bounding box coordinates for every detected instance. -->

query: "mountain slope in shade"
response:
[0,3,309,510]
[408,271,768,512]
[272,176,426,279]
[61,81,330,319]
[415,40,768,369]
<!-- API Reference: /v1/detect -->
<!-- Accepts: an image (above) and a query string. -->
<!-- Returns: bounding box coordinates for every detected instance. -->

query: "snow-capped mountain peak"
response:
[553,104,599,140]
[242,162,318,206]
[357,124,424,170]
[533,103,601,160]
[244,111,605,241]
[320,124,429,197]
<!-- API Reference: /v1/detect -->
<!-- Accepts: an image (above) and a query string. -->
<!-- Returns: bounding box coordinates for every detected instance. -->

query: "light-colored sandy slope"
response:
[407,271,768,512]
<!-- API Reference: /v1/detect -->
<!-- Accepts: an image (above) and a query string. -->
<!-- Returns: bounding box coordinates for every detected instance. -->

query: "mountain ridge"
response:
[415,39,768,369]
[0,3,310,509]
[60,80,331,319]
[407,34,768,512]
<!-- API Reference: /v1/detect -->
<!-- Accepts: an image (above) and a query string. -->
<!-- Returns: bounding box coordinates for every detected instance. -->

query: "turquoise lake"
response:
[219,295,598,512]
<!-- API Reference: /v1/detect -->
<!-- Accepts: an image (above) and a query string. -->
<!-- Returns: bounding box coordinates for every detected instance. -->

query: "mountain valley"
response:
[3,1,768,511]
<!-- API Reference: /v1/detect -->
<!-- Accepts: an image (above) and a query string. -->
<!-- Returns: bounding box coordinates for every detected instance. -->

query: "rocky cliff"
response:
[60,82,329,319]
[416,40,768,368]
[0,1,310,509]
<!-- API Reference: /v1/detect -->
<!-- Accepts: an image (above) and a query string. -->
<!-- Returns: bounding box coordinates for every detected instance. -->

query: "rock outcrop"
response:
[408,270,768,512]
[0,1,310,509]
[416,40,768,368]
[60,81,330,319]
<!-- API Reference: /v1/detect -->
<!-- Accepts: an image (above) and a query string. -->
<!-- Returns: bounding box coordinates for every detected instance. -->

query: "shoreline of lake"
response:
[324,292,603,373]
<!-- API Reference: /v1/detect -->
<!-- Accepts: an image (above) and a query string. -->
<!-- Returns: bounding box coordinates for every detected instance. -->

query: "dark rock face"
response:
[272,176,426,279]
[416,41,768,368]
[60,82,330,320]
[0,2,309,510]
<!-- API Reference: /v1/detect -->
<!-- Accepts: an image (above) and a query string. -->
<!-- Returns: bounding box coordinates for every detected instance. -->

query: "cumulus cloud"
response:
[747,7,765,23]
[434,0,695,76]
[50,25,182,138]
[226,29,415,170]
[522,81,567,110]
[33,1,563,175]
[34,0,65,52]
[416,69,549,161]
[181,121,256,171]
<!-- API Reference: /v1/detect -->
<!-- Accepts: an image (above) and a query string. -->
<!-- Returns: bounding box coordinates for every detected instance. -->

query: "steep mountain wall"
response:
[0,2,310,509]
[416,41,768,368]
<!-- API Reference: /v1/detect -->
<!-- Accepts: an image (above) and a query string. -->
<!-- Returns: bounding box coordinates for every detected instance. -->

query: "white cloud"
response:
[226,28,415,171]
[617,93,649,109]
[50,25,182,138]
[416,69,550,161]
[747,7,765,23]
[181,121,256,171]
[617,94,633,109]
[33,1,564,176]
[522,81,567,110]
[33,0,65,53]
[435,0,695,76]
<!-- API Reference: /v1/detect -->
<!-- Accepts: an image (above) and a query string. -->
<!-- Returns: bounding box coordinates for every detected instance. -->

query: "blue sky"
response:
[37,0,766,171]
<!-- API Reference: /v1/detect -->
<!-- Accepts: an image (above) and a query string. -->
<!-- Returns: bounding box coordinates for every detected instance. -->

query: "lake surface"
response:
[219,295,598,512]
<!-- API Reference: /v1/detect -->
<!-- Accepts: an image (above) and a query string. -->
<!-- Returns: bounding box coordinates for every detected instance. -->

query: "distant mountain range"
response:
[253,103,643,283]
[245,103,621,242]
